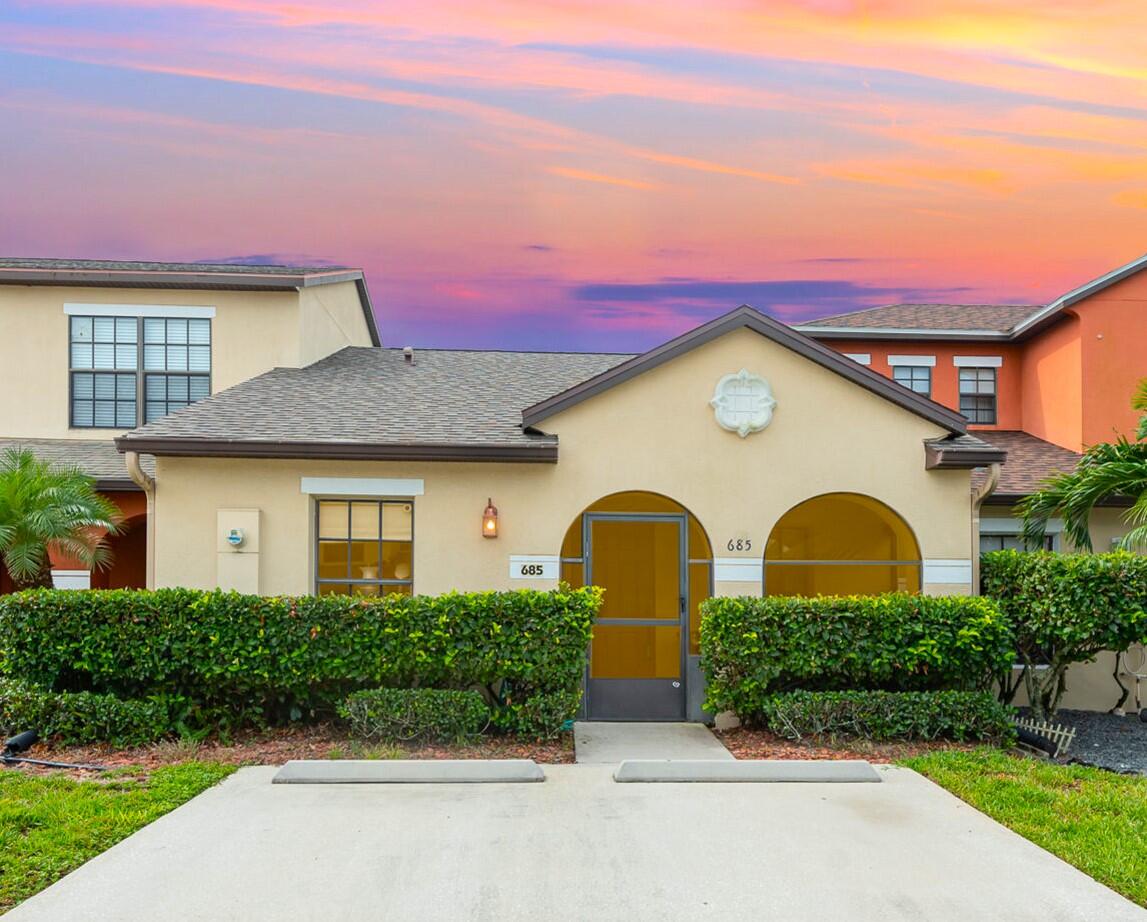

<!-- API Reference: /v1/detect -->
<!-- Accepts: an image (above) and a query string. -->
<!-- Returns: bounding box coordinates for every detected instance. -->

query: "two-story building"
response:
[0,254,1141,718]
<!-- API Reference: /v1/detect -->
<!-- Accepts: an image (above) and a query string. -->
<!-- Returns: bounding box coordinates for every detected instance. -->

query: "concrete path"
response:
[574,720,734,762]
[8,764,1144,922]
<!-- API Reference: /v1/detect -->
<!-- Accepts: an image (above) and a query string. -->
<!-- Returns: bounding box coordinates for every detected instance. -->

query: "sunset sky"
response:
[2,1,1146,350]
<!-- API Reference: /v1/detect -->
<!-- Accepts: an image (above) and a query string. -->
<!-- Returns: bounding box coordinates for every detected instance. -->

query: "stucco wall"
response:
[1020,312,1083,451]
[152,326,974,596]
[0,281,370,441]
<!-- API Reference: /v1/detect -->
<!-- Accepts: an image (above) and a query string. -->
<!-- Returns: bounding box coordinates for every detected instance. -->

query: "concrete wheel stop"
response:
[613,759,881,783]
[272,759,545,784]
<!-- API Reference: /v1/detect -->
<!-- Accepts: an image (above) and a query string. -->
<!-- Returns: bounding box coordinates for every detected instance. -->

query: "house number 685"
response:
[726,538,752,552]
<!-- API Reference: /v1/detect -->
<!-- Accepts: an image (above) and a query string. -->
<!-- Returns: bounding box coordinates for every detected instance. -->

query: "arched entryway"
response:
[560,491,712,720]
[764,493,921,597]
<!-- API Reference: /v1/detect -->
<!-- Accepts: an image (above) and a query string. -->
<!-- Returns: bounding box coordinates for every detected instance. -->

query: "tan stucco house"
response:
[1,256,1142,719]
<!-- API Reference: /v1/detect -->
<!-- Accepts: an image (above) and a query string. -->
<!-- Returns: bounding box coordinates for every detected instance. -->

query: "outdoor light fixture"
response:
[482,498,499,538]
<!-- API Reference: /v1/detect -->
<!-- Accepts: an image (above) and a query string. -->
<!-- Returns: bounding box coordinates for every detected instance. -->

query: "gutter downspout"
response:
[970,463,1001,596]
[124,452,156,590]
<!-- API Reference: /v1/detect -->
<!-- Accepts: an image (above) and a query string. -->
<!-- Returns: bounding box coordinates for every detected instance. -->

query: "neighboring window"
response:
[959,368,997,423]
[764,493,921,596]
[980,533,1056,553]
[892,364,932,397]
[70,315,211,428]
[315,499,413,596]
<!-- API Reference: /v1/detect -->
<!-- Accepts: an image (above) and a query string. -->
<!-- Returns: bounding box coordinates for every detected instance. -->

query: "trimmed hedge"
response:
[982,550,1147,716]
[701,593,1013,716]
[0,678,169,747]
[0,587,601,736]
[339,688,489,743]
[757,690,1016,742]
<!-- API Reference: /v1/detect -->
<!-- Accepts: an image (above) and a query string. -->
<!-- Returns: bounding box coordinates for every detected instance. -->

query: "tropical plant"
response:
[1020,379,1147,551]
[0,449,121,590]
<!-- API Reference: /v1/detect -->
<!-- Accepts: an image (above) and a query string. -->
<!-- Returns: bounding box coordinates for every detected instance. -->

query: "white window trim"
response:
[300,477,424,497]
[888,355,936,367]
[51,569,91,590]
[842,353,871,365]
[953,355,1003,368]
[65,303,216,319]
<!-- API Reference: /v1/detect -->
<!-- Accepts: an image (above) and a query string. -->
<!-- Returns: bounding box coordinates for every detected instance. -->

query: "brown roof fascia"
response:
[924,439,1008,469]
[113,437,558,463]
[522,305,969,434]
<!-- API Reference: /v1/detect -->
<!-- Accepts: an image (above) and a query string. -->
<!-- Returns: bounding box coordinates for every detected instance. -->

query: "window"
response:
[980,533,1056,552]
[70,316,211,428]
[315,499,413,596]
[764,493,921,596]
[892,364,932,397]
[959,368,997,423]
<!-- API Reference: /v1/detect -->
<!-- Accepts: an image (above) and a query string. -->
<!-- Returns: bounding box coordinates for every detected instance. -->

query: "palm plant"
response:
[0,449,121,590]
[1020,380,1147,551]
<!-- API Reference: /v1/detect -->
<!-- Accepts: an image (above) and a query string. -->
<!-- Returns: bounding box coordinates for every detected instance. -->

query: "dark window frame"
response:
[891,364,932,398]
[69,315,212,429]
[958,367,997,424]
[313,498,415,596]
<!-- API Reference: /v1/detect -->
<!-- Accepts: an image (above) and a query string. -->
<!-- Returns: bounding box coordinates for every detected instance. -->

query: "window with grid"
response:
[315,499,414,596]
[892,364,932,397]
[69,316,211,428]
[959,367,997,423]
[979,533,1056,552]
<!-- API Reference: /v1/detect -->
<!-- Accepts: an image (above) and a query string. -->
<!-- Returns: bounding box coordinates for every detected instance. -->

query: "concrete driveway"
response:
[8,764,1144,922]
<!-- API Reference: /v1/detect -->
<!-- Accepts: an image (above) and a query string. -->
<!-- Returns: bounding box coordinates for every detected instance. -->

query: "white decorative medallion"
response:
[710,369,777,438]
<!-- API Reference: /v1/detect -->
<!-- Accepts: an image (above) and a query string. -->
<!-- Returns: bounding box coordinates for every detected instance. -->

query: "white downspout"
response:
[970,463,1001,595]
[124,451,156,589]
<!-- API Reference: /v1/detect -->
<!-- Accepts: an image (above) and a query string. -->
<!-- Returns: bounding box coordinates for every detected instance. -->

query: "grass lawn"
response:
[904,749,1147,908]
[0,762,235,914]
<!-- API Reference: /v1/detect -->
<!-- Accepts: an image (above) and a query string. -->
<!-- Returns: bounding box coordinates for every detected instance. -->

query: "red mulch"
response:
[2,724,574,780]
[716,727,979,762]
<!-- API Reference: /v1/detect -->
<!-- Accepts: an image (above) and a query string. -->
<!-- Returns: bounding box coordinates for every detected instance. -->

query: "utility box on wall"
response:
[216,508,261,594]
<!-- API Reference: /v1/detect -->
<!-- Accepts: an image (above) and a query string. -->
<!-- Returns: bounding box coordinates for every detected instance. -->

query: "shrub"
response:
[0,586,601,735]
[982,550,1147,717]
[0,678,169,747]
[700,593,1013,716]
[757,690,1016,742]
[339,688,489,743]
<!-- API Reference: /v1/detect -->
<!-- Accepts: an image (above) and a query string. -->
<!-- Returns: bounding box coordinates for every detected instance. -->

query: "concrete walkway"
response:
[8,764,1144,921]
[573,721,735,762]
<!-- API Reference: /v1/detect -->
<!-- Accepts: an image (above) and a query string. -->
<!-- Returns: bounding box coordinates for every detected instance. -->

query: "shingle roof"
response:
[798,303,1041,334]
[972,430,1081,499]
[117,348,634,460]
[0,258,350,278]
[0,438,152,488]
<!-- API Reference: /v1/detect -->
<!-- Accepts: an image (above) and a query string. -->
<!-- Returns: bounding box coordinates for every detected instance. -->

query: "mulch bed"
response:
[716,727,979,762]
[2,724,575,780]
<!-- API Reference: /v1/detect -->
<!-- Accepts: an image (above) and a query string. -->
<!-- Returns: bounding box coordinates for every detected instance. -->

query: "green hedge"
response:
[0,678,169,747]
[757,690,1016,742]
[0,587,601,735]
[701,593,1013,716]
[982,550,1147,716]
[339,688,489,743]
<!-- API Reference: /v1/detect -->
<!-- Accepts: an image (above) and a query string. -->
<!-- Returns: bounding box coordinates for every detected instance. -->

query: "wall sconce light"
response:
[482,498,499,538]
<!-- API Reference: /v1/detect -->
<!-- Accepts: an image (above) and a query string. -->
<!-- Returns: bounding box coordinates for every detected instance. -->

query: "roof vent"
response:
[403,346,415,366]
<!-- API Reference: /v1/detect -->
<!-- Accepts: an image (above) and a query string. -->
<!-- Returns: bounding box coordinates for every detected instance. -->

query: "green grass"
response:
[903,749,1147,907]
[0,763,235,914]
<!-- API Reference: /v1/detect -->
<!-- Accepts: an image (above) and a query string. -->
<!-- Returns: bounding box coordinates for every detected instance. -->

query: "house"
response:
[0,254,1142,719]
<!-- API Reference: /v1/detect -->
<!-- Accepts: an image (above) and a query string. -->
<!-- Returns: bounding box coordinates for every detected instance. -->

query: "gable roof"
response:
[972,430,1081,500]
[521,305,970,435]
[0,258,381,346]
[795,252,1147,342]
[115,347,632,462]
[0,438,152,491]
